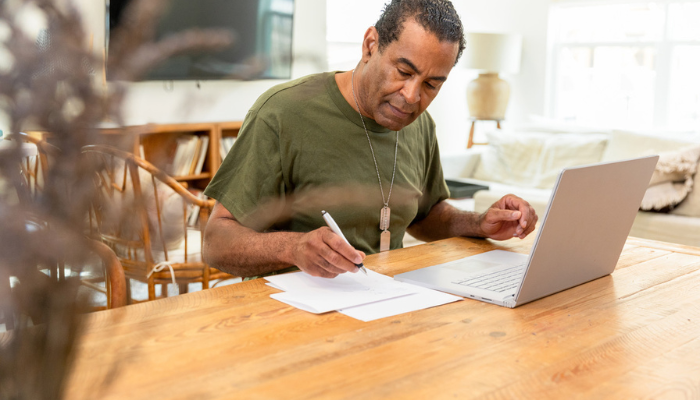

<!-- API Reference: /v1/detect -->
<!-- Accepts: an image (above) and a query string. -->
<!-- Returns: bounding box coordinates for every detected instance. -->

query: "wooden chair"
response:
[0,233,127,331]
[82,144,234,302]
[87,238,128,310]
[1,133,127,312]
[5,132,55,202]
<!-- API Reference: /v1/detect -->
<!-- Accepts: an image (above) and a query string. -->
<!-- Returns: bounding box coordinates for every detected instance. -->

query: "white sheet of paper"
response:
[338,286,462,322]
[266,270,420,314]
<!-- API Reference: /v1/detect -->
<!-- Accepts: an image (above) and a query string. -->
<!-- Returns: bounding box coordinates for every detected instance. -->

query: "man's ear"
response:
[361,26,379,63]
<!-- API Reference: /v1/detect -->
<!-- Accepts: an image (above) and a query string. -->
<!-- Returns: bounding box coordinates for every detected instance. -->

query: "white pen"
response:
[321,210,368,275]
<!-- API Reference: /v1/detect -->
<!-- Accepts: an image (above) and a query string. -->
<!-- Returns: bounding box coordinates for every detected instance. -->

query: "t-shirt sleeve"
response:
[203,110,286,231]
[412,128,449,224]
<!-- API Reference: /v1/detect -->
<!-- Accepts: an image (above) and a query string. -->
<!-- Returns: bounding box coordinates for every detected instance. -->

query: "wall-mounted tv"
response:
[107,0,295,81]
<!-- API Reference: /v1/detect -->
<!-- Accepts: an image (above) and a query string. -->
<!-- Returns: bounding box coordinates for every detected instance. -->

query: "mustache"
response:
[388,96,418,114]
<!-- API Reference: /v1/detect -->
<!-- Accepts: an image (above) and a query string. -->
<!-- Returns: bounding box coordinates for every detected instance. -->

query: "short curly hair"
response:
[375,0,466,65]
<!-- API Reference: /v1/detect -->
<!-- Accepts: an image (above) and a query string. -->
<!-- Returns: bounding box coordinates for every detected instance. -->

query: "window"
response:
[548,1,700,131]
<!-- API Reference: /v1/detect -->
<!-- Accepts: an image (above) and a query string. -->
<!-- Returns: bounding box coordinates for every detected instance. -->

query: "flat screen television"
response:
[107,0,295,81]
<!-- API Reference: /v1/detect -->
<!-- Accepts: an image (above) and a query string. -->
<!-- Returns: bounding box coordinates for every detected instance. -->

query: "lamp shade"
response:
[463,32,522,74]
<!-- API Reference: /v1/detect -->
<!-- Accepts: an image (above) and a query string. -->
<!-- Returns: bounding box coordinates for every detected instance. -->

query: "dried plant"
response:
[0,0,233,398]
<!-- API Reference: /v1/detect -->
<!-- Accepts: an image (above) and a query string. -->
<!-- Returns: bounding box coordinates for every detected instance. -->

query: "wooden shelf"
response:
[212,121,242,168]
[97,122,243,191]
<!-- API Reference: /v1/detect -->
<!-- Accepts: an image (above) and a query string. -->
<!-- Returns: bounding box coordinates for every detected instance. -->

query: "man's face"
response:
[357,19,459,131]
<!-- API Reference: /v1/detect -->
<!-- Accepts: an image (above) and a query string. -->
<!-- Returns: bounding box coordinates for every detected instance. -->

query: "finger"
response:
[523,206,538,233]
[515,212,538,239]
[323,230,364,268]
[505,197,530,229]
[522,212,538,237]
[313,254,348,275]
[521,221,537,238]
[484,208,521,224]
[319,240,361,274]
[303,264,339,279]
[316,247,350,272]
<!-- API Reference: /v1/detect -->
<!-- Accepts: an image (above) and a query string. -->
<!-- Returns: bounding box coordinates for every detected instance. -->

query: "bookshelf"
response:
[212,121,242,168]
[98,122,242,190]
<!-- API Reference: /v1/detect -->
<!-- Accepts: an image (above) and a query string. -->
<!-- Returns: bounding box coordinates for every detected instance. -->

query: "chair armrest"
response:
[88,239,127,309]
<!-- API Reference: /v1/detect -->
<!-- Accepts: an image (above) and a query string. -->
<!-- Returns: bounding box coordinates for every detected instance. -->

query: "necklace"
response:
[351,68,399,252]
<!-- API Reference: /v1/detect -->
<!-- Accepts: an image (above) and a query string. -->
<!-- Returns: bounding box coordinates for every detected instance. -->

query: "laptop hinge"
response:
[503,294,517,308]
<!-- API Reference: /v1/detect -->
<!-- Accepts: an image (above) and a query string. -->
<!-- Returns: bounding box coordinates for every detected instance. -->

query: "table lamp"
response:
[464,32,522,120]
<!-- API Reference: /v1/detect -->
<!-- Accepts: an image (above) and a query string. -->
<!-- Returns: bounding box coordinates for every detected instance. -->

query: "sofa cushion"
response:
[601,130,699,162]
[519,115,611,135]
[536,133,609,188]
[473,130,608,189]
[630,211,700,247]
[472,131,546,188]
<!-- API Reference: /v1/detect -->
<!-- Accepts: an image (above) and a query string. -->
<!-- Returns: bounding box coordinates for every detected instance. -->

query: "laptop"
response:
[395,156,659,308]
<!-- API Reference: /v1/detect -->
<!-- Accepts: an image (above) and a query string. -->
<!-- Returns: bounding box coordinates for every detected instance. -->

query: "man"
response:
[203,0,537,279]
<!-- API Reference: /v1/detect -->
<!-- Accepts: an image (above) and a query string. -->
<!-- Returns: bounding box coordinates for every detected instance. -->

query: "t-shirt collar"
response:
[326,71,392,134]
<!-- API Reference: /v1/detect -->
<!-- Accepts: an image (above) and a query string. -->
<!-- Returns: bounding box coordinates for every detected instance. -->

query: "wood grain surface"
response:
[65,236,700,400]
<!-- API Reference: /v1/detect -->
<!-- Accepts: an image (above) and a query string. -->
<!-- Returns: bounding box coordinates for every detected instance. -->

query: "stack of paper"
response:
[266,270,461,322]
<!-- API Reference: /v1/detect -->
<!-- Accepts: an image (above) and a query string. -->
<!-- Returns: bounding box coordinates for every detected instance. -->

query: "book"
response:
[220,136,237,161]
[193,136,209,175]
[171,135,197,176]
[187,137,202,176]
[186,189,208,227]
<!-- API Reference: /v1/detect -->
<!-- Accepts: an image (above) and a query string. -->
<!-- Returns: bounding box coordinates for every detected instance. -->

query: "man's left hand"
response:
[479,194,538,240]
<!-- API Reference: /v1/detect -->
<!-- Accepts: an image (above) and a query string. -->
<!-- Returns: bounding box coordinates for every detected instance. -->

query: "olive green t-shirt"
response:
[204,72,449,254]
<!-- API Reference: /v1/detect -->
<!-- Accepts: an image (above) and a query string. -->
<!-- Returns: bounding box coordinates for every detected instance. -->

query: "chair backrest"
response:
[4,132,58,202]
[82,144,214,277]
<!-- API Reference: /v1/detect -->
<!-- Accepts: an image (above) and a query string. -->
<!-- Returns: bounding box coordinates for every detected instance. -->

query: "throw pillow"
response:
[601,130,697,162]
[472,131,608,189]
[534,133,608,188]
[670,147,700,217]
[640,145,700,212]
[522,115,610,135]
[472,131,548,187]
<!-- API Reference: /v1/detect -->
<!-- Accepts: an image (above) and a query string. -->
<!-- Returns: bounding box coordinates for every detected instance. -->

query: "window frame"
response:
[547,0,700,130]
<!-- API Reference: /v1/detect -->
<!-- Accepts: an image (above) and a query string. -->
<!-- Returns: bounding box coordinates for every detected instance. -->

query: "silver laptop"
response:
[395,156,659,308]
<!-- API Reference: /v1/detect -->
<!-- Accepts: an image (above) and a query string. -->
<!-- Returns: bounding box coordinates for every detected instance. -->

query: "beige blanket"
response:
[640,145,700,211]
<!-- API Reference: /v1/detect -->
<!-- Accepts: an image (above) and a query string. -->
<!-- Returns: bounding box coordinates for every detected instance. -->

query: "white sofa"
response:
[442,128,700,247]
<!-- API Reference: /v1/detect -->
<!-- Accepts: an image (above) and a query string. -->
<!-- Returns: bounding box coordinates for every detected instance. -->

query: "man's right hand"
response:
[204,202,366,278]
[291,227,366,278]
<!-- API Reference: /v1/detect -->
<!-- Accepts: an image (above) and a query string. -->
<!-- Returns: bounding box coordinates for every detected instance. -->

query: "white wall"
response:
[429,0,551,155]
[3,0,551,155]
[77,0,328,125]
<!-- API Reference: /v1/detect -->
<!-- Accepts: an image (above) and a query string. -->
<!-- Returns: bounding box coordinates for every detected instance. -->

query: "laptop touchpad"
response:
[442,259,502,274]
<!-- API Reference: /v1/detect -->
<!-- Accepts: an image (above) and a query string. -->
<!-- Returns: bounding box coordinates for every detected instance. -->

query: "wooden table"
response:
[65,236,700,399]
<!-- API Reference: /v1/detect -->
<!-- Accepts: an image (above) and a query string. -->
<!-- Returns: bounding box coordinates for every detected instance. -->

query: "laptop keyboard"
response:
[452,264,527,293]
